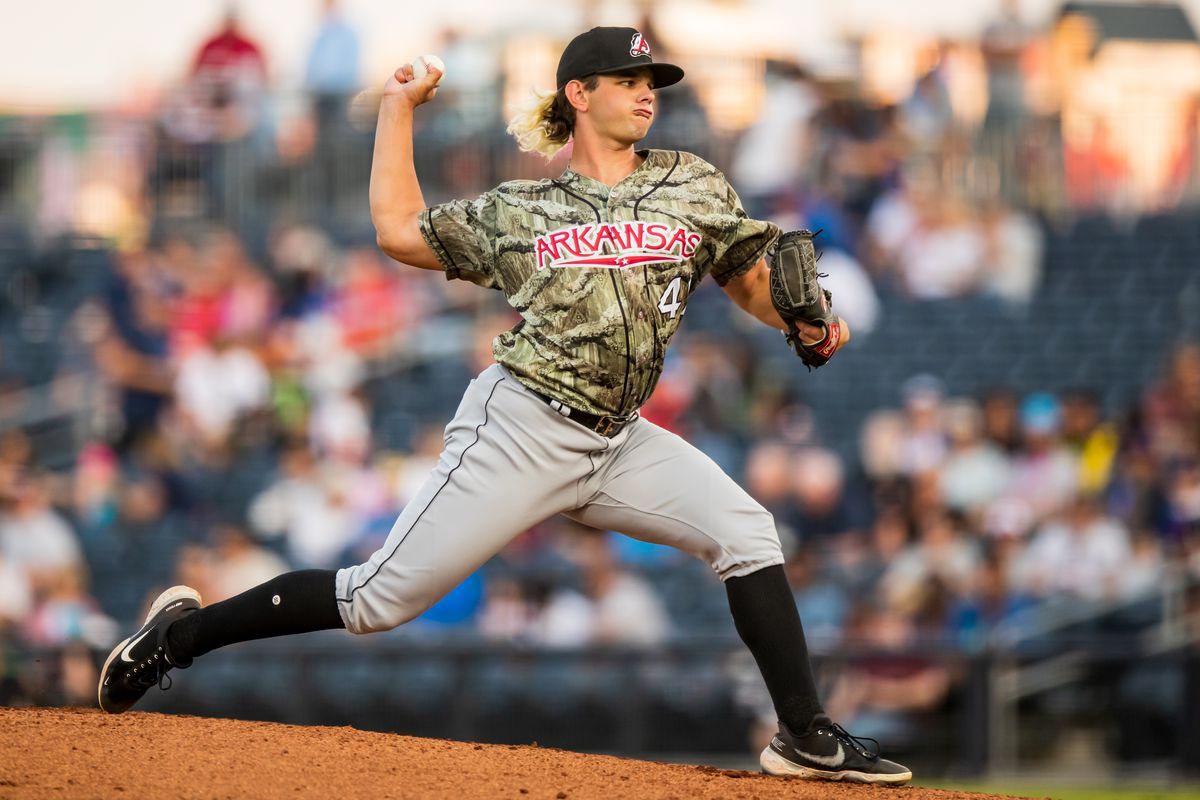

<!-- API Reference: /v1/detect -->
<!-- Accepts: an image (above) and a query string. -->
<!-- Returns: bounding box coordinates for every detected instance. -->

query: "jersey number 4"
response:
[657,276,685,319]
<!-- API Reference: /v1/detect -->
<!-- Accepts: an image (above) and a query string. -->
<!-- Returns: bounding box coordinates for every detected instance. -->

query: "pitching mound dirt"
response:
[0,707,1033,800]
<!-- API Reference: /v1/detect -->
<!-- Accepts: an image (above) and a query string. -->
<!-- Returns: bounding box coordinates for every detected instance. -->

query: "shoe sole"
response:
[760,746,912,785]
[97,585,203,713]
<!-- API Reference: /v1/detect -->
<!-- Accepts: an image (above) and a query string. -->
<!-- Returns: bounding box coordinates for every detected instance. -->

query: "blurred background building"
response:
[1,0,1199,784]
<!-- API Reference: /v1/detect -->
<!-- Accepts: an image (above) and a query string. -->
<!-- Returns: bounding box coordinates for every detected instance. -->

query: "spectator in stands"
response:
[831,506,911,597]
[937,398,1011,515]
[898,374,948,477]
[862,166,927,282]
[332,247,409,360]
[784,548,848,642]
[859,409,908,486]
[526,576,593,649]
[188,6,268,144]
[93,247,174,449]
[0,430,32,507]
[308,387,372,465]
[529,531,670,648]
[270,224,336,320]
[730,60,819,219]
[174,337,270,447]
[787,447,868,543]
[304,0,362,206]
[978,199,1042,305]
[0,471,83,596]
[1004,392,1079,519]
[1166,459,1200,540]
[641,336,750,470]
[1015,493,1132,602]
[88,472,195,624]
[576,531,671,646]
[1142,342,1200,462]
[810,87,903,229]
[823,603,954,746]
[743,441,799,527]
[431,27,501,140]
[70,442,120,536]
[947,546,1036,649]
[1119,529,1166,601]
[248,443,359,569]
[979,0,1032,136]
[896,193,986,299]
[477,573,529,640]
[981,387,1022,454]
[881,510,980,613]
[304,0,361,126]
[155,8,268,219]
[20,565,107,648]
[901,65,955,151]
[205,523,288,603]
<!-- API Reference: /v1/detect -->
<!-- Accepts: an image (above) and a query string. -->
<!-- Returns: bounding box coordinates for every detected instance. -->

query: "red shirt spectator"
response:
[193,13,266,80]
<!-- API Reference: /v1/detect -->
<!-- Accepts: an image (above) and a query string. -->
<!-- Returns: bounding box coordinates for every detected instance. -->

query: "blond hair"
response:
[506,76,599,159]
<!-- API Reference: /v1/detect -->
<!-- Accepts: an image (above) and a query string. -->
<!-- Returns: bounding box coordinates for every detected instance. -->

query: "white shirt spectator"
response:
[898,219,986,299]
[532,589,594,648]
[310,392,371,463]
[731,74,819,198]
[0,555,33,623]
[1118,533,1165,601]
[208,543,289,602]
[866,188,919,262]
[1016,510,1132,601]
[982,206,1043,305]
[592,573,671,646]
[0,506,82,575]
[939,442,1011,513]
[175,344,270,439]
[249,468,356,569]
[531,575,670,648]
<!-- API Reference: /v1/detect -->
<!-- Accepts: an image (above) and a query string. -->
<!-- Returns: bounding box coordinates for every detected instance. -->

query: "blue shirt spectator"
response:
[304,1,361,97]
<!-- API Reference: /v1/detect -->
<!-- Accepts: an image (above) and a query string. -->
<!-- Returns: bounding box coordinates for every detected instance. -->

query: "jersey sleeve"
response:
[418,192,500,289]
[708,181,780,287]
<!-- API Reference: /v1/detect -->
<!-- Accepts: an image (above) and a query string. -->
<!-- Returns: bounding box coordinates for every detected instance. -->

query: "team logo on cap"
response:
[630,32,652,58]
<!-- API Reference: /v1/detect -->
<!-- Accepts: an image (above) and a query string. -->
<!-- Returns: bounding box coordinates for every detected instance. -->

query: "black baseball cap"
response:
[556,27,684,90]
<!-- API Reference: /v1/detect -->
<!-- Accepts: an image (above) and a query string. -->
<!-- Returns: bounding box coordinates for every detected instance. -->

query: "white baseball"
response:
[412,54,445,85]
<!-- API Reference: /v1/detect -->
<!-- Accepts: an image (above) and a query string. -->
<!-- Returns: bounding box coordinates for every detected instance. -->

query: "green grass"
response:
[916,781,1200,800]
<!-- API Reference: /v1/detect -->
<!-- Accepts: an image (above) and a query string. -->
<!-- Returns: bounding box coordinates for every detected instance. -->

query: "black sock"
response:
[725,564,825,734]
[167,569,344,663]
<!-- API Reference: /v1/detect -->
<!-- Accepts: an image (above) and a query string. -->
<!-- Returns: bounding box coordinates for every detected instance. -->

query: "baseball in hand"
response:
[412,54,445,84]
[347,55,445,131]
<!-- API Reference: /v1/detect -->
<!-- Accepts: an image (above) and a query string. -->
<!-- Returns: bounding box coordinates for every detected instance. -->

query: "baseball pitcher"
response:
[99,27,910,785]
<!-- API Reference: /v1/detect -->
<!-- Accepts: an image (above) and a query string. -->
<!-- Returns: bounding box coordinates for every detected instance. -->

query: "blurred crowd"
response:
[1,4,1199,746]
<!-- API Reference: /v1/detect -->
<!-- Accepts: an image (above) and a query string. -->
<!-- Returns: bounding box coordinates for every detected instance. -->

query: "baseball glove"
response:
[768,229,842,369]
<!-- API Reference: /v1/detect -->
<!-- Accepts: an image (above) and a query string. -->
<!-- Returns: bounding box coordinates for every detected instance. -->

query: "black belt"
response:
[529,389,637,437]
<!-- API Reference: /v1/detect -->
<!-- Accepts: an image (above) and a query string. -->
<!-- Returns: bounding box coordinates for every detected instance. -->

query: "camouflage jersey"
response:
[418,149,780,417]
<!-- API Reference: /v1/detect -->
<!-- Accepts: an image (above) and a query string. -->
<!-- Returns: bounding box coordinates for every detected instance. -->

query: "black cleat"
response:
[98,585,201,713]
[760,715,913,785]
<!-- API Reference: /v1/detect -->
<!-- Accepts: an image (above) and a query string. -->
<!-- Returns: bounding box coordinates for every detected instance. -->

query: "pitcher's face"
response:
[578,70,656,146]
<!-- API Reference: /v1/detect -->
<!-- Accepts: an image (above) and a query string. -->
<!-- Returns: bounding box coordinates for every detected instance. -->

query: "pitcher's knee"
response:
[711,509,785,581]
[338,591,430,634]
[335,565,437,634]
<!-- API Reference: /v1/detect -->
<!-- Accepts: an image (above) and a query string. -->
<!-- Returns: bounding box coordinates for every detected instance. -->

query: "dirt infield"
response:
[0,707,1031,800]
